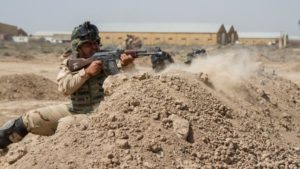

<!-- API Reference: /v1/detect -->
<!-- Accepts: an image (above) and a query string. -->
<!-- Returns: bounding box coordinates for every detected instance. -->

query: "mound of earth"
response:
[0,71,299,168]
[0,74,65,100]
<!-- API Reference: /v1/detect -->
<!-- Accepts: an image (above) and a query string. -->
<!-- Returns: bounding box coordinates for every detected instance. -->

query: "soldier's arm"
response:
[57,59,90,95]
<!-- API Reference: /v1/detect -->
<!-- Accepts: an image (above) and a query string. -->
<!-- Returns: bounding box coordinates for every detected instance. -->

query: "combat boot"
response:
[0,117,28,149]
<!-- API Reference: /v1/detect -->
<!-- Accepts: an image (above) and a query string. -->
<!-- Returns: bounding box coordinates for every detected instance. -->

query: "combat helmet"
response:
[71,21,101,52]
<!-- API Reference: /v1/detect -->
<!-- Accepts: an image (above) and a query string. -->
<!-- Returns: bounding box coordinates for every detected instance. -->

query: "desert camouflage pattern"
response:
[59,58,107,112]
[21,58,103,135]
[20,45,136,136]
[125,34,142,50]
[21,104,72,135]
[57,59,91,95]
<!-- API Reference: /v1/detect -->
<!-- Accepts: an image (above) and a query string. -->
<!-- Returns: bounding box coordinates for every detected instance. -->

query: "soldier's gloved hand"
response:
[120,53,134,66]
[85,60,102,76]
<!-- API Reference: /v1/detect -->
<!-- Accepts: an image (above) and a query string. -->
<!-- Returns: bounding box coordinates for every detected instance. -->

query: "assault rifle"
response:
[67,49,162,75]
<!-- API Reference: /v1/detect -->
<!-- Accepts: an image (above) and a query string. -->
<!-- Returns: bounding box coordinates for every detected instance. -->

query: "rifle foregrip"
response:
[123,51,138,58]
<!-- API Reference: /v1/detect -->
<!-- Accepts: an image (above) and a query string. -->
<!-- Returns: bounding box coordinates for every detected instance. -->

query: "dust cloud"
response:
[164,49,259,94]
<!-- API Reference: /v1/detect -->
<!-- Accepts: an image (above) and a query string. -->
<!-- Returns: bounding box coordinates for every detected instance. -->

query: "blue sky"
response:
[1,0,299,35]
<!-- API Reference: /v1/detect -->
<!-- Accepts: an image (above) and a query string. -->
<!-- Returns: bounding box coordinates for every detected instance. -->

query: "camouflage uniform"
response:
[125,34,142,50]
[0,21,112,148]
[21,57,106,136]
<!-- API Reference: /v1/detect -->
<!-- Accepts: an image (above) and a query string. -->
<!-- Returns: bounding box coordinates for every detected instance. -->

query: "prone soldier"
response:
[184,48,207,65]
[0,21,135,149]
[150,47,174,72]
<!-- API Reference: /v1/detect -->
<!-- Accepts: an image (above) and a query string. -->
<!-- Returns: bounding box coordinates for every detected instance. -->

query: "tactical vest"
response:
[69,73,107,113]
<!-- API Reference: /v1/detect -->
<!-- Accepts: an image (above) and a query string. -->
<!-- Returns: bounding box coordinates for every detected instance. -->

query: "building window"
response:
[194,38,199,41]
[118,37,123,40]
[143,37,148,40]
[155,37,160,40]
[181,38,186,40]
[168,38,173,40]
[105,37,110,40]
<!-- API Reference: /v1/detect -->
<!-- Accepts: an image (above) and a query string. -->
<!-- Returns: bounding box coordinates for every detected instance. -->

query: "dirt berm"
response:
[0,74,64,101]
[0,71,299,168]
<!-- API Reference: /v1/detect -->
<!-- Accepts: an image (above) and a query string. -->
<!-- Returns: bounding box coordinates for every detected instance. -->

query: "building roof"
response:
[239,32,282,39]
[98,23,224,33]
[33,31,71,37]
[0,22,19,35]
[17,29,28,36]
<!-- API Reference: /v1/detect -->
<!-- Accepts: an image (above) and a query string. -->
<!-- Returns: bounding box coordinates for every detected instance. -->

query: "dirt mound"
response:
[0,74,64,100]
[1,71,299,168]
[286,62,300,72]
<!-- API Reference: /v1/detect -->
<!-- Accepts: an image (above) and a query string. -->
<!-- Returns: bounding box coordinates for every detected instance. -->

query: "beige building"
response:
[238,32,282,45]
[99,23,228,46]
[288,36,300,46]
[52,33,71,43]
[32,31,71,43]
